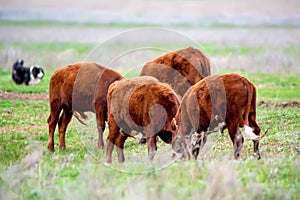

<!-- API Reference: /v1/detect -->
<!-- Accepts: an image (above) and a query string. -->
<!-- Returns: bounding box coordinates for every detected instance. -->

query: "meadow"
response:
[0,22,300,199]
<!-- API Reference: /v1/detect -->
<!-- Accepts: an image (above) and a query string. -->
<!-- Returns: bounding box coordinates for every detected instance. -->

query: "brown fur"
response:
[47,62,123,151]
[140,46,210,97]
[173,73,262,160]
[105,76,180,163]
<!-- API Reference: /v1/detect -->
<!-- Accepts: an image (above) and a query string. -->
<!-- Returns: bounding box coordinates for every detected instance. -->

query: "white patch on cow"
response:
[244,125,259,140]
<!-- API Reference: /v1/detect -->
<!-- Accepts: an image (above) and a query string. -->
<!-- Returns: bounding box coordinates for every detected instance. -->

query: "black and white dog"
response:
[12,59,45,85]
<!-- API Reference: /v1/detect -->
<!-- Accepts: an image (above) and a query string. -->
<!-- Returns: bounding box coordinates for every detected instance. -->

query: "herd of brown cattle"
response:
[47,46,267,163]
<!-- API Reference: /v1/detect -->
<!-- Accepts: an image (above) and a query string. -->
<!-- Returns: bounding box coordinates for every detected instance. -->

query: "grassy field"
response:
[2,19,299,29]
[1,70,299,199]
[0,39,300,199]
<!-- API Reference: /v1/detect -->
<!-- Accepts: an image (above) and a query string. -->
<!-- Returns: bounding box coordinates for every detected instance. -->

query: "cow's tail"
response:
[73,111,88,125]
[243,82,260,140]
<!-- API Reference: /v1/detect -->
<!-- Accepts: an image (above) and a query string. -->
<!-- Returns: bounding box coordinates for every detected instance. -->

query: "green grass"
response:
[0,70,299,199]
[244,73,300,102]
[0,20,161,29]
[1,40,299,61]
[202,44,265,56]
[1,19,300,29]
[202,44,300,57]
[0,41,94,55]
[0,68,51,94]
[2,67,300,102]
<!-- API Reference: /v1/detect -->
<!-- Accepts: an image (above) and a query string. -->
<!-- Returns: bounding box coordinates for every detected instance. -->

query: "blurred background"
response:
[0,0,300,73]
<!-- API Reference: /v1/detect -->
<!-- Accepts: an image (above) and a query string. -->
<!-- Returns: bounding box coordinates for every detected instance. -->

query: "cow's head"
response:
[190,131,207,159]
[171,118,191,160]
[158,118,178,144]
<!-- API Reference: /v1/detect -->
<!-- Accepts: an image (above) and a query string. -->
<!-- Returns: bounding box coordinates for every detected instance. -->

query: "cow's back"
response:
[72,63,108,111]
[183,73,254,131]
[49,64,80,108]
[108,76,160,131]
[108,76,179,133]
[49,62,116,112]
[140,47,210,97]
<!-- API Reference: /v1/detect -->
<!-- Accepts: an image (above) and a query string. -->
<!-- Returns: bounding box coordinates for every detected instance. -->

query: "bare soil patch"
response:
[1,91,299,109]
[0,124,44,134]
[0,91,48,101]
[258,100,300,108]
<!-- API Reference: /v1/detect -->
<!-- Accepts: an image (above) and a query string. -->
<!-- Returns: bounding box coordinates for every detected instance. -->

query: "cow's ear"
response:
[171,118,177,130]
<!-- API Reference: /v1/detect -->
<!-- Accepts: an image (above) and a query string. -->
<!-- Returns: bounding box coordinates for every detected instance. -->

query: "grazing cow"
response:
[140,46,210,97]
[12,59,45,85]
[47,62,123,151]
[172,73,267,160]
[139,46,210,144]
[105,76,180,163]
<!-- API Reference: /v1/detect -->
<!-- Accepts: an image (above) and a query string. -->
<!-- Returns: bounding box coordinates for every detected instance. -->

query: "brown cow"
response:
[140,46,210,97]
[172,73,267,160]
[47,62,123,151]
[105,76,180,163]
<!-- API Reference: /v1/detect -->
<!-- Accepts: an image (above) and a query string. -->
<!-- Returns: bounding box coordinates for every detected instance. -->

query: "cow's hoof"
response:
[48,144,54,152]
[98,144,104,150]
[59,146,66,151]
[253,153,261,160]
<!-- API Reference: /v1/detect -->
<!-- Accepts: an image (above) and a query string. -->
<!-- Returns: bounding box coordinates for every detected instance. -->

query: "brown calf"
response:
[172,73,266,160]
[47,62,123,151]
[105,76,180,163]
[140,46,210,97]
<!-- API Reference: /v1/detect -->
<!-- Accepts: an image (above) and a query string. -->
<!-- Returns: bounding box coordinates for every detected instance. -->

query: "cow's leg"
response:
[250,125,261,159]
[115,133,127,163]
[147,135,157,161]
[250,121,260,159]
[228,122,244,159]
[47,102,61,152]
[139,134,146,145]
[58,109,73,150]
[144,125,158,161]
[172,122,192,160]
[249,115,261,159]
[95,109,105,149]
[105,139,114,164]
[191,132,207,160]
[192,147,200,160]
[253,140,260,159]
[105,115,120,163]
